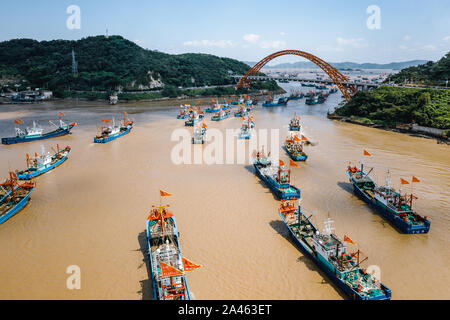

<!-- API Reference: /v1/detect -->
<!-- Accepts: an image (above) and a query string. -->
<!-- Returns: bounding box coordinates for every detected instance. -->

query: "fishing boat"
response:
[192,123,207,144]
[288,91,304,100]
[285,133,308,161]
[262,93,288,107]
[94,112,133,143]
[2,115,78,145]
[211,109,230,121]
[184,109,204,126]
[318,92,328,104]
[146,192,201,300]
[177,105,190,119]
[0,172,36,225]
[239,116,254,140]
[278,201,392,300]
[252,148,300,200]
[205,102,221,113]
[234,105,249,117]
[329,87,338,94]
[305,94,319,105]
[289,113,301,131]
[16,145,71,180]
[346,161,430,234]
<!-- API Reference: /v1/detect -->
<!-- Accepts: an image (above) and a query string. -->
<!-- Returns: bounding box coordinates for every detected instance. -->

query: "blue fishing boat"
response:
[94,113,134,143]
[346,163,430,234]
[16,145,71,180]
[285,134,308,161]
[177,105,190,119]
[211,109,230,121]
[278,201,392,300]
[192,123,207,144]
[262,93,288,107]
[0,172,36,225]
[252,148,300,200]
[288,91,304,100]
[2,117,77,145]
[184,109,204,126]
[289,113,301,131]
[305,94,319,105]
[234,105,249,117]
[239,117,254,140]
[146,193,201,300]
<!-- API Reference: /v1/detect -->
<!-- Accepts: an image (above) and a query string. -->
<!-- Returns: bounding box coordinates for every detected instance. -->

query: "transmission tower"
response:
[72,49,78,77]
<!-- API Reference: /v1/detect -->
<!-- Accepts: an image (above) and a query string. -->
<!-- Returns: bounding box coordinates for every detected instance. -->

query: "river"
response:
[0,85,448,299]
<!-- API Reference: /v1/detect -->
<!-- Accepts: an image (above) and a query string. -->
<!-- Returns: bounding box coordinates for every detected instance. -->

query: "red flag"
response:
[344,234,356,244]
[412,176,420,183]
[160,261,184,277]
[363,149,371,156]
[279,159,285,167]
[182,257,202,271]
[59,112,65,117]
[289,159,299,167]
[400,178,409,185]
[301,135,308,141]
[102,119,113,123]
[160,190,172,197]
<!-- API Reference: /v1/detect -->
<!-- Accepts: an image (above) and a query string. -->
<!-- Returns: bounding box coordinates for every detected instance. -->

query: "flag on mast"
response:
[412,176,420,183]
[160,190,172,197]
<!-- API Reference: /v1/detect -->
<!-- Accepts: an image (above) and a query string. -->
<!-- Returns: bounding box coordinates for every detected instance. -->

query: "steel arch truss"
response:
[236,50,355,101]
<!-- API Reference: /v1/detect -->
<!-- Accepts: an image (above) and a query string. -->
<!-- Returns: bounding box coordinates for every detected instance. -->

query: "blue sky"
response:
[0,0,449,64]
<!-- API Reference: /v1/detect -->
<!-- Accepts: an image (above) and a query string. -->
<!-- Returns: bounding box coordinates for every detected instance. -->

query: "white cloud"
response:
[398,45,408,50]
[443,36,450,43]
[403,35,412,41]
[260,40,287,49]
[243,34,260,43]
[336,37,366,47]
[421,44,437,51]
[280,32,286,36]
[182,40,234,48]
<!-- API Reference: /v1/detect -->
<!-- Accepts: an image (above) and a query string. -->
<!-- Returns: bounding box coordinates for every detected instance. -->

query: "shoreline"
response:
[0,89,286,106]
[327,113,449,144]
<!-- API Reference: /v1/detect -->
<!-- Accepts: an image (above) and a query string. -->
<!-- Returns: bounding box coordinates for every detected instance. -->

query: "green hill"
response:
[386,52,449,86]
[335,86,450,130]
[0,35,252,96]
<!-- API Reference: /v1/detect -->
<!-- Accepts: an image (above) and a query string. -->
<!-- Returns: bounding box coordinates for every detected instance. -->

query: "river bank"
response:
[327,113,450,144]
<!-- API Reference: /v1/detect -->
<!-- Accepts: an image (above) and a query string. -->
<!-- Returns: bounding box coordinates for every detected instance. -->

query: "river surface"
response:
[0,85,449,299]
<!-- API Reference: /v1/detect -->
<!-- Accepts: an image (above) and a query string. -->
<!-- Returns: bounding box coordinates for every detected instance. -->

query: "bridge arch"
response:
[236,50,355,101]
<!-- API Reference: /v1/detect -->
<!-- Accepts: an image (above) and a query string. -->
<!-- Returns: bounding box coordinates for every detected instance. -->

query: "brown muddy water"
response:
[0,92,449,300]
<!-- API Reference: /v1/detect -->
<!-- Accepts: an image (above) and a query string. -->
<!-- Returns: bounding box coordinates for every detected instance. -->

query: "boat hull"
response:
[2,125,75,145]
[289,125,300,131]
[278,210,391,300]
[262,102,287,107]
[177,114,189,119]
[347,172,430,234]
[94,127,132,143]
[253,164,300,200]
[0,187,34,225]
[211,114,230,121]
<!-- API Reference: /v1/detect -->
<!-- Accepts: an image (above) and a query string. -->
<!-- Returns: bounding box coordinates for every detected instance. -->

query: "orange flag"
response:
[412,176,420,183]
[59,112,65,117]
[182,257,202,271]
[279,159,285,167]
[301,135,308,141]
[289,159,299,167]
[160,190,172,197]
[363,149,371,156]
[344,234,356,244]
[160,261,184,277]
[294,136,302,142]
[400,178,409,185]
[202,122,207,128]
[102,119,113,123]
[212,99,216,102]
